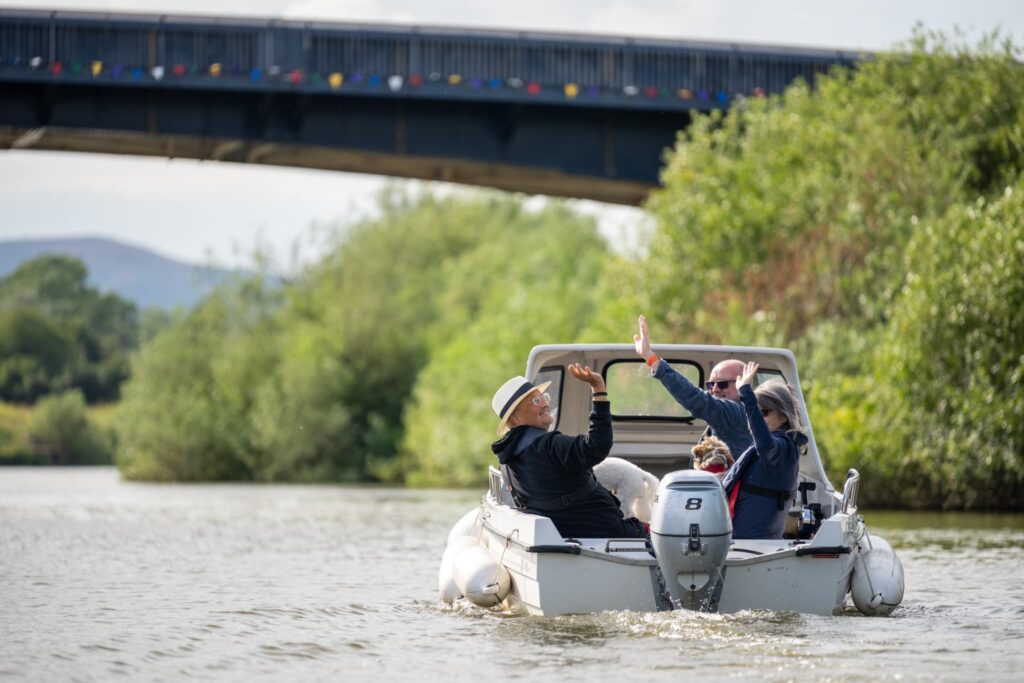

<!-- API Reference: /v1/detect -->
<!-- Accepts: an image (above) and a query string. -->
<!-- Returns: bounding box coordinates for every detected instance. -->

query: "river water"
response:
[1,467,1022,682]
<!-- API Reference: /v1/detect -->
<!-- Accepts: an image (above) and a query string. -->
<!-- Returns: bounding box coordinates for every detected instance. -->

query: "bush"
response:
[27,390,113,464]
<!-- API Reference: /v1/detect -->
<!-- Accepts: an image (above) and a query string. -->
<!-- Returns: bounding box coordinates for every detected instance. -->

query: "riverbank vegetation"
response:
[3,31,1021,509]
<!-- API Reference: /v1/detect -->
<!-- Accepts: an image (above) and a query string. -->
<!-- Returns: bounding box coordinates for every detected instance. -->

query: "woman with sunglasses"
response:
[722,362,807,539]
[490,363,647,539]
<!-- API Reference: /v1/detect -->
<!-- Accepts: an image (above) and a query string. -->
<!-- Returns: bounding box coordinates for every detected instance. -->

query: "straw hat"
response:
[492,376,553,436]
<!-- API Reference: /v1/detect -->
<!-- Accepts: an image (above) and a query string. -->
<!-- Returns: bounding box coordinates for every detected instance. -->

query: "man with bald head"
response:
[634,315,753,459]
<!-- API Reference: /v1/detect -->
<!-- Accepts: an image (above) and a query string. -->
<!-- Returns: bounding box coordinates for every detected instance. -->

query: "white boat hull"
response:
[475,492,863,617]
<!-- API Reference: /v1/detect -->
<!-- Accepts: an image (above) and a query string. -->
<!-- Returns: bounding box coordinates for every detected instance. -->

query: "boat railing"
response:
[488,466,515,506]
[841,468,860,513]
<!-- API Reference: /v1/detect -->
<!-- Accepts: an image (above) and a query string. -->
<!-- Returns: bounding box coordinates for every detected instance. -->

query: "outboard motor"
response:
[649,470,732,611]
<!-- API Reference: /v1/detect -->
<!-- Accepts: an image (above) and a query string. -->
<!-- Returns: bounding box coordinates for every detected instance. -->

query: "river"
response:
[1,467,1022,682]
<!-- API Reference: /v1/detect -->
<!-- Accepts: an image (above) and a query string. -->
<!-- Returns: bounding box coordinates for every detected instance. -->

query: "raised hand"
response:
[568,363,607,394]
[737,361,759,389]
[634,315,654,361]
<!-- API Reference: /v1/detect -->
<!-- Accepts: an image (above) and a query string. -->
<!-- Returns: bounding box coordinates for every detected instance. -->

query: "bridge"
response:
[0,9,864,204]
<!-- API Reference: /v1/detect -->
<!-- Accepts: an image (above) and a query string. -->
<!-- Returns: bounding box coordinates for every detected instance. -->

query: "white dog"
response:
[593,457,660,523]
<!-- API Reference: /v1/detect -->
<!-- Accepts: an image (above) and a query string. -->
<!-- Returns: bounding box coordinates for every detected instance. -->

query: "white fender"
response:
[852,534,905,616]
[452,545,511,608]
[446,507,483,546]
[437,536,480,603]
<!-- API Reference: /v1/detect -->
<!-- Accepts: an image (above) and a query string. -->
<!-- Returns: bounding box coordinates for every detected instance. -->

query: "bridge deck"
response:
[0,10,866,203]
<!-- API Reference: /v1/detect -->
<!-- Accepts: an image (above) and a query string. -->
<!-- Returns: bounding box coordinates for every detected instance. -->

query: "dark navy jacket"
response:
[490,401,645,539]
[721,385,804,539]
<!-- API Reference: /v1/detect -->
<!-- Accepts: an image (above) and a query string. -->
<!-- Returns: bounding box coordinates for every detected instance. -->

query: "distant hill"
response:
[0,237,247,309]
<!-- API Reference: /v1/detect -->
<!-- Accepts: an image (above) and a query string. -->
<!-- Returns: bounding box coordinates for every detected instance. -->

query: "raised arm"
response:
[551,363,612,471]
[737,362,779,461]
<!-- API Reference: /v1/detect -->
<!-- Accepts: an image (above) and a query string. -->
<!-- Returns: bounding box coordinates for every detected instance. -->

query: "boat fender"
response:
[851,534,905,616]
[438,536,480,604]
[446,507,483,547]
[452,545,512,608]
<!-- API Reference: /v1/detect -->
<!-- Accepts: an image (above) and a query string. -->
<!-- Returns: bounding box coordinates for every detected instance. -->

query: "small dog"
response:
[593,457,660,523]
[691,436,734,475]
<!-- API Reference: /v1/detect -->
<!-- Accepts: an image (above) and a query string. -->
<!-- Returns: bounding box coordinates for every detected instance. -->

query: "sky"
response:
[2,0,1024,267]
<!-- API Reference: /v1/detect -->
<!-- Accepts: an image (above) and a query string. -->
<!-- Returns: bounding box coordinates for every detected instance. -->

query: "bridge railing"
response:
[0,9,864,111]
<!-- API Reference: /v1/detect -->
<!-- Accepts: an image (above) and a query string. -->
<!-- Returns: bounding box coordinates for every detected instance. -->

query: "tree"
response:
[0,255,139,403]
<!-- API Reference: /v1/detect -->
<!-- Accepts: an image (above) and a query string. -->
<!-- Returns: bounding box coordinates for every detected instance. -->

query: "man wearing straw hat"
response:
[490,363,647,539]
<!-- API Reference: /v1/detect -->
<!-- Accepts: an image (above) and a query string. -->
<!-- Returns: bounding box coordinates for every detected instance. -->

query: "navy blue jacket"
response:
[722,385,803,539]
[490,401,645,539]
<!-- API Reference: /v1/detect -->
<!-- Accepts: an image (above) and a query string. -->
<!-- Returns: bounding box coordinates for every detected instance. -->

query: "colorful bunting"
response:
[13,49,771,112]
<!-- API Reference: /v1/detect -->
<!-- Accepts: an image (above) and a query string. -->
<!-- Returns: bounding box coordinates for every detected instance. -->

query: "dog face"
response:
[692,436,734,474]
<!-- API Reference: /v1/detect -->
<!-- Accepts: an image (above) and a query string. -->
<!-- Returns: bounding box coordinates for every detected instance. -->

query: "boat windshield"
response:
[606,359,702,419]
[605,359,785,420]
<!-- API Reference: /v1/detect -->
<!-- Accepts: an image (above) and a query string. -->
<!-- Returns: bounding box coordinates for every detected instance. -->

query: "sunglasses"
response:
[529,392,551,406]
[761,408,773,417]
[705,379,736,391]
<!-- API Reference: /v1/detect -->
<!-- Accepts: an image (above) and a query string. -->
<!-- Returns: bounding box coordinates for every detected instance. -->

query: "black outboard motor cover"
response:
[649,470,732,611]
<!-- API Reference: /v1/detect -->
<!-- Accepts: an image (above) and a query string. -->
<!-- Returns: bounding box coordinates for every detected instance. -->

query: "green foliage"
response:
[644,30,1024,349]
[0,255,139,403]
[116,280,278,481]
[27,390,113,464]
[0,308,74,401]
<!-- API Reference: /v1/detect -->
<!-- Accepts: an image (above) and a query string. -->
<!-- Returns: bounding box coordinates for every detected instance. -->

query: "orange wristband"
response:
[646,354,660,367]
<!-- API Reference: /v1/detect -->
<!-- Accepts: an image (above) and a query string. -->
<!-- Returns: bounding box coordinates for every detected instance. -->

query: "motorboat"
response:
[439,344,904,617]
